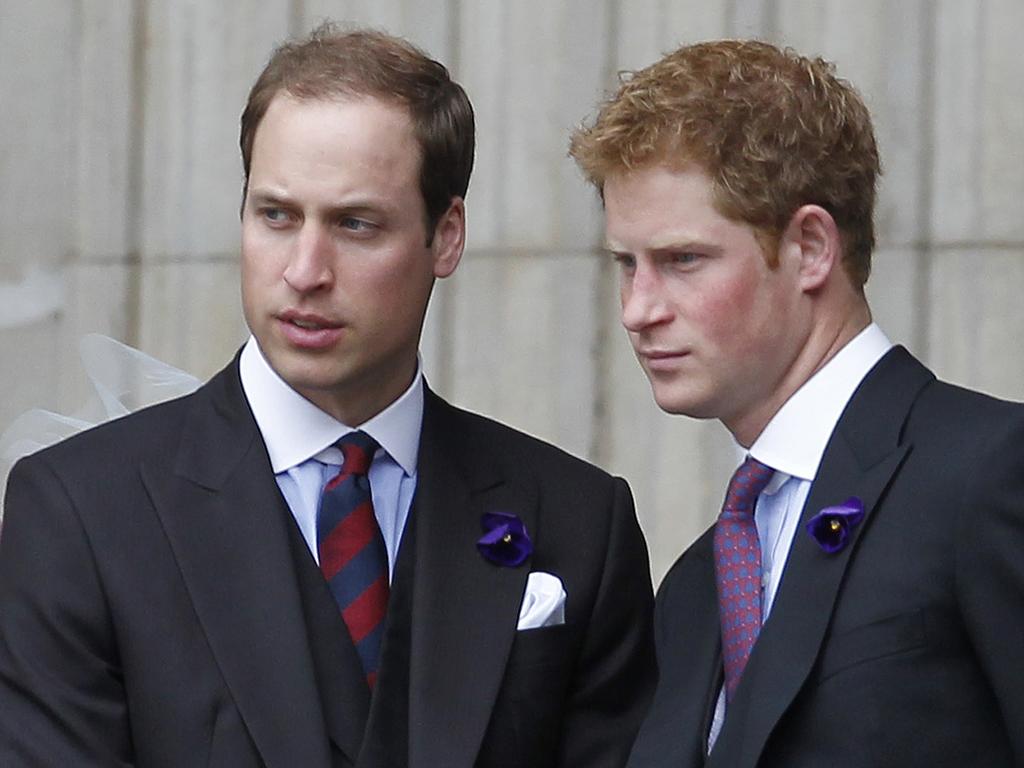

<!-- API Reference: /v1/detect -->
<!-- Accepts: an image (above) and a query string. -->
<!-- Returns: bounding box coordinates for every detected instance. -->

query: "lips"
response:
[639,349,685,359]
[290,317,329,330]
[277,310,344,349]
[636,348,689,372]
[637,348,688,361]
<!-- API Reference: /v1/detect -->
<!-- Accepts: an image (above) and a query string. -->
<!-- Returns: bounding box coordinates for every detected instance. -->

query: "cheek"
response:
[686,276,761,349]
[239,238,283,321]
[711,281,797,370]
[241,232,290,288]
[239,257,264,311]
[376,251,435,298]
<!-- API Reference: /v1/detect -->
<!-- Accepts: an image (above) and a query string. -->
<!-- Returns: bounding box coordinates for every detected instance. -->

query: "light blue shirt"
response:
[708,323,893,750]
[238,337,421,579]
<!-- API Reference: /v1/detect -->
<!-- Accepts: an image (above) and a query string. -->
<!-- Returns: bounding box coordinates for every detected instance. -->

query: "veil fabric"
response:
[0,334,201,513]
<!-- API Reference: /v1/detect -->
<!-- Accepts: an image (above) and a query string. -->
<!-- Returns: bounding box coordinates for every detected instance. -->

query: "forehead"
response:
[251,93,420,173]
[604,163,723,239]
[605,160,715,203]
[603,161,774,262]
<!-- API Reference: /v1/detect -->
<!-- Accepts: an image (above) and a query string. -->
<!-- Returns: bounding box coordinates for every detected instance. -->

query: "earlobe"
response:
[787,205,841,292]
[431,197,465,278]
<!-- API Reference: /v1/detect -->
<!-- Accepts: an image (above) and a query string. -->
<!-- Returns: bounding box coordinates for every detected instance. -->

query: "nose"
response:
[283,223,334,293]
[621,261,672,332]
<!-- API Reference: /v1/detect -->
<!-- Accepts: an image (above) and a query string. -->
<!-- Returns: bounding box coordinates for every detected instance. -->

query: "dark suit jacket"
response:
[628,347,1024,768]
[0,356,655,767]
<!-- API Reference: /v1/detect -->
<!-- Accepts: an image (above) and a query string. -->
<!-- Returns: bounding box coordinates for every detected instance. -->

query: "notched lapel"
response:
[142,364,339,768]
[649,534,724,767]
[710,347,933,768]
[286,508,372,763]
[407,395,536,768]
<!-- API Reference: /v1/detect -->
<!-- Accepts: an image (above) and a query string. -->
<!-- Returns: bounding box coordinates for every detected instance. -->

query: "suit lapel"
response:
[667,534,727,766]
[141,360,362,768]
[407,391,535,768]
[709,347,934,768]
[285,504,372,763]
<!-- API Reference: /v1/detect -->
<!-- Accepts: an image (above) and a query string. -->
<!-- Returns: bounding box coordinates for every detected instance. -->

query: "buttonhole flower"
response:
[806,497,865,554]
[477,511,532,567]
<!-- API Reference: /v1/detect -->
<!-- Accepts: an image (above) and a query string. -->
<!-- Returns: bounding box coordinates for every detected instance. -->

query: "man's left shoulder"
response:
[909,374,1024,438]
[426,393,619,486]
[865,347,1024,441]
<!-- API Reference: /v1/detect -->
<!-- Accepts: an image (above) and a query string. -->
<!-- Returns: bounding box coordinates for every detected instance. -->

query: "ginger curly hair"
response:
[570,40,880,286]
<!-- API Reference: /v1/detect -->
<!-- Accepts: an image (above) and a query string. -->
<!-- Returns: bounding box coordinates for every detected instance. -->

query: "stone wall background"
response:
[2,0,1021,583]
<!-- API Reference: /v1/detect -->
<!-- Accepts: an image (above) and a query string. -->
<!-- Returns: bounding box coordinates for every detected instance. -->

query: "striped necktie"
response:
[316,431,389,688]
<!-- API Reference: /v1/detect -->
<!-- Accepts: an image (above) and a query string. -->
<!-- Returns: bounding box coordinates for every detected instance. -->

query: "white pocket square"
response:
[516,571,566,630]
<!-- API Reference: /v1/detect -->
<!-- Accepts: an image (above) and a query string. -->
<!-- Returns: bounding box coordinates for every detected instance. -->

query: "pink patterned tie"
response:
[714,456,773,701]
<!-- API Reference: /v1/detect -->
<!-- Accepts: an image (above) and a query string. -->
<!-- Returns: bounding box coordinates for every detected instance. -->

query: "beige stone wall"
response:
[2,1,1021,582]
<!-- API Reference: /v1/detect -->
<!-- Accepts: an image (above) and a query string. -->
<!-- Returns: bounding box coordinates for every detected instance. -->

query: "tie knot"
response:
[722,456,773,514]
[336,431,379,476]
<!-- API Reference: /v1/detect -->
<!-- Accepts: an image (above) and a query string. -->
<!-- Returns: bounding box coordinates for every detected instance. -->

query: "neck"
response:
[728,300,872,447]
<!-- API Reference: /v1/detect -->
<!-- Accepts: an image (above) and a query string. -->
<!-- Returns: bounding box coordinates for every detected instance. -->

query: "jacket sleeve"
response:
[556,476,657,767]
[953,410,1024,763]
[0,455,134,767]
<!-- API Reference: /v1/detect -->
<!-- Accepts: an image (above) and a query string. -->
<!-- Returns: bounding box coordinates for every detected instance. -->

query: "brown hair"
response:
[240,22,475,240]
[570,39,880,286]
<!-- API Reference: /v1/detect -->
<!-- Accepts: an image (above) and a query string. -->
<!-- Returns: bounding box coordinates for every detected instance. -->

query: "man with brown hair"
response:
[0,24,655,767]
[571,40,1024,767]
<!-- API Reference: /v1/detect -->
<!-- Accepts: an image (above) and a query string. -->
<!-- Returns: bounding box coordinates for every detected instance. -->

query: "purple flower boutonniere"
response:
[806,497,865,554]
[477,511,532,567]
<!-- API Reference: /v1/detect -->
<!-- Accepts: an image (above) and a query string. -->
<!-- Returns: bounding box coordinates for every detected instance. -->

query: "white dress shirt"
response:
[238,337,422,579]
[708,323,893,750]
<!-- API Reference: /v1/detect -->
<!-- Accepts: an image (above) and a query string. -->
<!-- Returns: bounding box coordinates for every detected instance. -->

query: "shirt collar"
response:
[748,323,893,482]
[239,336,422,476]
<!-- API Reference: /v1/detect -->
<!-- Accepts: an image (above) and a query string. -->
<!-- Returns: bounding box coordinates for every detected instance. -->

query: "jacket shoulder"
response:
[426,393,617,485]
[13,362,231,480]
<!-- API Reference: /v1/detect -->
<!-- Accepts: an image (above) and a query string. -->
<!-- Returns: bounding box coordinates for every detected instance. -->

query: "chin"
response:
[650,387,712,419]
[265,351,334,391]
[651,392,690,416]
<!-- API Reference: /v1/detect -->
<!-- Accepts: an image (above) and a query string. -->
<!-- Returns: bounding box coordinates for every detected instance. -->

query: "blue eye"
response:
[260,207,290,224]
[611,252,636,270]
[340,217,376,232]
[670,252,701,265]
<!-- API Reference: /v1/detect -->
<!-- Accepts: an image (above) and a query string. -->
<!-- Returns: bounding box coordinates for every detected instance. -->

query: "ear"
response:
[781,204,842,293]
[430,197,466,279]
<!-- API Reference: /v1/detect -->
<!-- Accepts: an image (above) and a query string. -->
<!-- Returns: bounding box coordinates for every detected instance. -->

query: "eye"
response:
[339,217,377,234]
[610,251,636,272]
[259,207,293,226]
[669,251,701,266]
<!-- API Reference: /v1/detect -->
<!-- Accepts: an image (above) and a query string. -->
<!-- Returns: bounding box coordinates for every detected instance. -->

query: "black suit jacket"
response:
[628,347,1024,767]
[0,357,655,767]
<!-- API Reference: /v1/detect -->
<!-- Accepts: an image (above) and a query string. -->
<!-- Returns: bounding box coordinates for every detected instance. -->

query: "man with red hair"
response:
[572,39,1024,767]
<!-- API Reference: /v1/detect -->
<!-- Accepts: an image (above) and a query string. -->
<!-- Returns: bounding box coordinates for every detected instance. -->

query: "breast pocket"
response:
[505,622,576,673]
[478,624,580,767]
[815,609,927,682]
[206,701,264,768]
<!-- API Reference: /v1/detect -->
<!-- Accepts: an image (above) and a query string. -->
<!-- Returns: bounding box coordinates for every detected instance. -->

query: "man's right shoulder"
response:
[17,372,216,477]
[656,525,715,599]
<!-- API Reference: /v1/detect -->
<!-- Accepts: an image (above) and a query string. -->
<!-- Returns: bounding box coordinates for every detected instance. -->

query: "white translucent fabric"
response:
[0,334,201,512]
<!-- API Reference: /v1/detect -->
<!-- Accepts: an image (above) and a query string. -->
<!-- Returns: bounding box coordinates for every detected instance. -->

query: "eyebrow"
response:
[604,237,711,253]
[246,189,393,216]
[246,189,294,208]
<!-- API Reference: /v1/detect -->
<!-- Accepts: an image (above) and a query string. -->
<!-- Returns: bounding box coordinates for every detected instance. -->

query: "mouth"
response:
[277,310,344,348]
[637,348,688,360]
[289,317,329,330]
[279,309,340,329]
[636,348,689,371]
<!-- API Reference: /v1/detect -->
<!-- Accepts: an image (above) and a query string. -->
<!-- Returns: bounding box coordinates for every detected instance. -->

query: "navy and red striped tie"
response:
[316,431,389,688]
